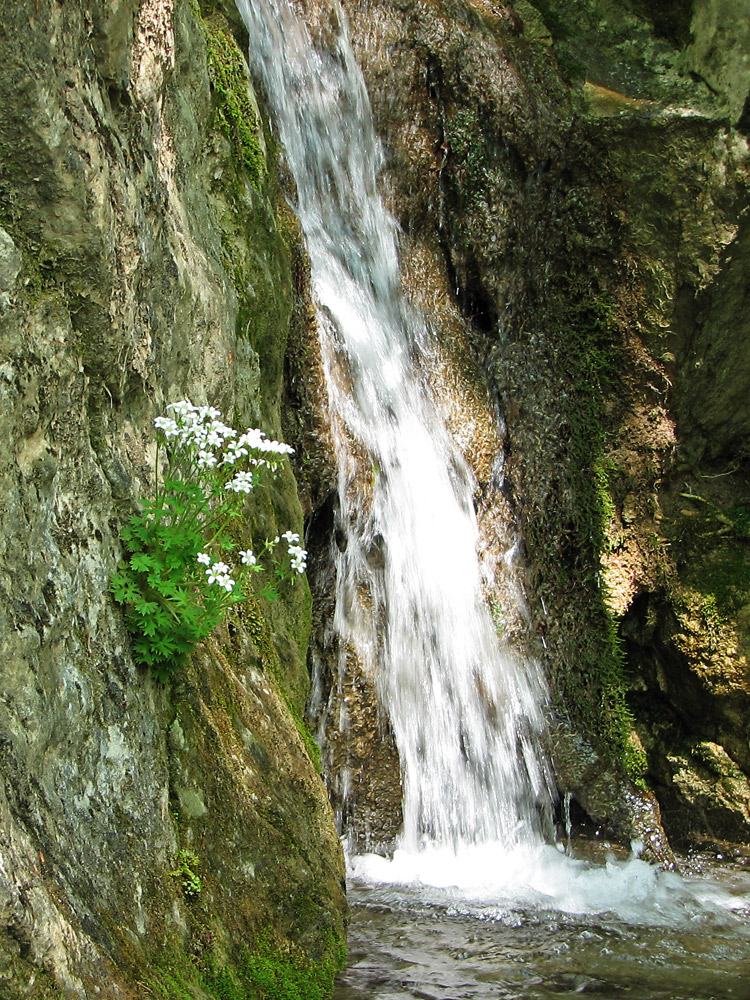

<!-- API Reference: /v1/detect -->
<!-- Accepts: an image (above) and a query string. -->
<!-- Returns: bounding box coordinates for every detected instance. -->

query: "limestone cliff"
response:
[0,1,345,997]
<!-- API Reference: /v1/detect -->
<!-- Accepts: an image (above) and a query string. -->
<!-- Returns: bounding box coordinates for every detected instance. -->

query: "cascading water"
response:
[235,0,553,854]
[237,3,750,994]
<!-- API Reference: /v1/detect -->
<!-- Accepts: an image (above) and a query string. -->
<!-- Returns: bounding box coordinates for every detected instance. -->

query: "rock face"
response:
[0,1,345,997]
[295,0,750,854]
[1,0,748,989]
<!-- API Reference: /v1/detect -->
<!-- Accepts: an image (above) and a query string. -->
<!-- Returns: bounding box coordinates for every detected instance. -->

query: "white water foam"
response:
[351,842,750,927]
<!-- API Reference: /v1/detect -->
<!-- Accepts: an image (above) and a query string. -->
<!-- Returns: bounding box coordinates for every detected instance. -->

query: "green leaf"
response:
[111,573,139,605]
[135,599,159,616]
[153,635,177,657]
[133,636,157,665]
[130,552,156,573]
[140,618,159,637]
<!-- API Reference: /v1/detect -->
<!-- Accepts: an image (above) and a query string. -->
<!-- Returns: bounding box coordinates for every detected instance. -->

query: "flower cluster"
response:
[112,400,308,681]
[155,400,298,491]
[223,427,294,471]
[225,470,255,494]
[197,552,235,593]
[155,400,295,470]
[155,401,238,468]
[279,530,307,575]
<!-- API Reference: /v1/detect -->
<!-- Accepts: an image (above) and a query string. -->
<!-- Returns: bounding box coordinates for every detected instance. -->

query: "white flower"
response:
[225,471,255,494]
[281,530,300,544]
[154,416,180,438]
[287,543,307,574]
[239,550,256,566]
[197,450,217,468]
[221,440,249,465]
[166,399,197,418]
[196,552,211,566]
[236,428,294,457]
[238,429,265,451]
[206,561,232,587]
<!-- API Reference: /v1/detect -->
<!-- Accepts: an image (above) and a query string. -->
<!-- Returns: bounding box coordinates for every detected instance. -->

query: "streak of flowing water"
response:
[236,2,750,968]
[236,0,553,852]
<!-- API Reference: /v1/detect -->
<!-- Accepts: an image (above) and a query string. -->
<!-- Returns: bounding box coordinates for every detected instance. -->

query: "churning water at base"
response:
[237,0,552,852]
[337,850,750,1000]
[350,841,748,925]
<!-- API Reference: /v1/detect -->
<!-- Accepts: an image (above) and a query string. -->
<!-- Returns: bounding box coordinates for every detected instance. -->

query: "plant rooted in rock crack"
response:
[112,400,306,681]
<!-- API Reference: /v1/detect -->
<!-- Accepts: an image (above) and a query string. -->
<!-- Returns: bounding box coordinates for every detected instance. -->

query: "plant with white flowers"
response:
[111,400,306,681]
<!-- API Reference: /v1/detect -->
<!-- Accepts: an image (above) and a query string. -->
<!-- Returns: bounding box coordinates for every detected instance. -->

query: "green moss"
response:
[195,9,265,185]
[678,552,749,625]
[525,0,573,41]
[446,109,488,197]
[203,933,344,1000]
[236,598,320,773]
[0,965,68,1000]
[593,457,617,541]
[149,928,346,1000]
[625,0,695,45]
[525,274,644,780]
[283,694,322,775]
[696,552,750,614]
[669,493,750,615]
[146,959,197,1000]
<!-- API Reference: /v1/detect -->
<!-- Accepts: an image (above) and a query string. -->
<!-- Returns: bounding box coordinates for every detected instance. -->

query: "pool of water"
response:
[334,845,750,1000]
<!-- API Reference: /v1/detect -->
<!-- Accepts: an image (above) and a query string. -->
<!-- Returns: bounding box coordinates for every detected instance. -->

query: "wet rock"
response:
[0,228,21,310]
[550,720,675,867]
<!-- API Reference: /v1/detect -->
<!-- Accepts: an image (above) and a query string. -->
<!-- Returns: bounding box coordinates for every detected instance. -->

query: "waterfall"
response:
[236,0,553,853]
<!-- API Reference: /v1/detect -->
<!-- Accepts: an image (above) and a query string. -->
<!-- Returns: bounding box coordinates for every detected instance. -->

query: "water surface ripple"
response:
[337,851,750,1000]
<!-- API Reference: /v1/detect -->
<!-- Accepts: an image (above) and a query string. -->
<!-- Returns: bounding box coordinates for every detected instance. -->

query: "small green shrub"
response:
[170,849,202,899]
[112,401,306,681]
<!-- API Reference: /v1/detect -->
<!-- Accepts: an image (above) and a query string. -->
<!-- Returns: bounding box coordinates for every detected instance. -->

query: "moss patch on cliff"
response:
[669,491,750,613]
[525,276,645,780]
[148,926,345,1000]
[206,26,265,185]
[192,4,265,186]
[202,931,346,1000]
